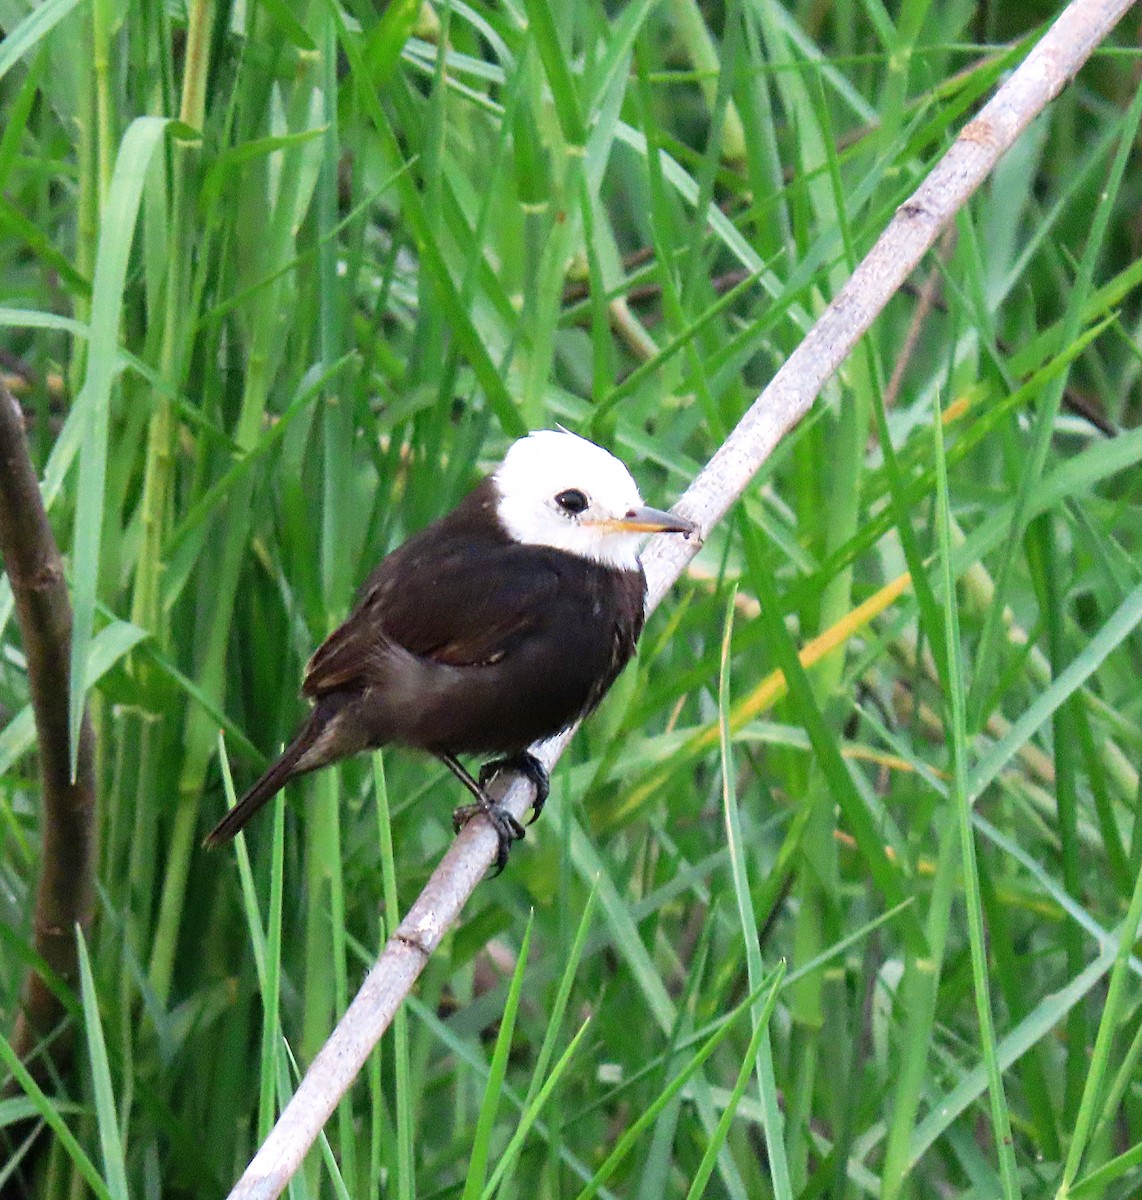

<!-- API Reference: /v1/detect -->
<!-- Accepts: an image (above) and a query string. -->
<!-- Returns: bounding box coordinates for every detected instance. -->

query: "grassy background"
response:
[3,0,1142,1197]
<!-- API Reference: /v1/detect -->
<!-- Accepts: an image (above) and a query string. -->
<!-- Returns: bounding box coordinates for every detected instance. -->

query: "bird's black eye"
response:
[555,488,589,515]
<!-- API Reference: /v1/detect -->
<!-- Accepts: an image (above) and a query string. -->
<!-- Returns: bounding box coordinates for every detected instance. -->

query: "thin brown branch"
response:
[884,229,955,411]
[0,382,97,1072]
[225,1,1135,1195]
[891,275,1119,436]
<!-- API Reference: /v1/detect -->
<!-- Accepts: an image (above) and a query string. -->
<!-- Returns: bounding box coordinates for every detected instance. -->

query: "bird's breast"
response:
[405,554,645,756]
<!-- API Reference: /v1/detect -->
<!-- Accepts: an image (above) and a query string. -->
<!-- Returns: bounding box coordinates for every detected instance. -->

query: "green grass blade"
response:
[717,589,792,1199]
[67,115,173,777]
[518,0,585,147]
[0,1028,114,1200]
[75,928,128,1199]
[462,912,533,1200]
[968,73,1142,730]
[0,620,147,775]
[572,976,780,1200]
[0,0,85,84]
[1069,1138,1142,1198]
[684,963,785,1200]
[968,580,1142,802]
[482,881,597,1192]
[933,392,1021,1198]
[481,1014,592,1200]
[374,750,414,1200]
[1057,826,1142,1191]
[909,935,1121,1169]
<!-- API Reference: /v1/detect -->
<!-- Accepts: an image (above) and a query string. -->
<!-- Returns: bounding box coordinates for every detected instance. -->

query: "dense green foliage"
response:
[2,0,1142,1197]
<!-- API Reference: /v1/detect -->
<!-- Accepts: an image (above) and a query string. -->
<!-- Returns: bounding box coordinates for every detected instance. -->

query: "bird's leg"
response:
[438,752,525,875]
[478,752,550,825]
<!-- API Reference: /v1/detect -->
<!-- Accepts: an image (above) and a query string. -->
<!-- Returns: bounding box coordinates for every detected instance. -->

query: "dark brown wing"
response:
[303,486,561,698]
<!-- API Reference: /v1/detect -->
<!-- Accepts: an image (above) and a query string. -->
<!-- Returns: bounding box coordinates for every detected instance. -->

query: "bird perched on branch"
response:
[205,430,697,870]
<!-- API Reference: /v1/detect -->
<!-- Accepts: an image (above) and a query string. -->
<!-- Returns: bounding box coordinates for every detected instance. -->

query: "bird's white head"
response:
[493,430,694,570]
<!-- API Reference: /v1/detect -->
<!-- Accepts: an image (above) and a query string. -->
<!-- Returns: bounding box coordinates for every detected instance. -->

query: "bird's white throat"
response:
[493,430,646,572]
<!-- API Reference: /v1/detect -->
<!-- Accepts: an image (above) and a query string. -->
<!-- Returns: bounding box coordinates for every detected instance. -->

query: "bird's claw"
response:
[451,752,550,874]
[453,799,526,875]
[478,751,550,825]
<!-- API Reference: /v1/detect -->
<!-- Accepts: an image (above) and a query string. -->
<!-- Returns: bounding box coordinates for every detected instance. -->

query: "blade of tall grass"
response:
[783,68,865,1169]
[632,916,716,1200]
[805,311,1119,606]
[880,799,961,1200]
[933,391,1021,1197]
[68,115,177,777]
[717,590,792,1200]
[1081,997,1142,1171]
[374,750,414,1200]
[1056,813,1142,1193]
[481,1014,591,1200]
[76,929,128,1200]
[683,962,785,1200]
[0,1029,114,1200]
[0,620,146,775]
[608,569,915,829]
[461,913,533,1200]
[967,73,1142,730]
[332,12,527,437]
[740,519,925,951]
[967,578,1142,803]
[280,1037,351,1200]
[569,818,751,1200]
[408,992,611,1193]
[974,814,1142,979]
[1026,514,1088,1123]
[518,0,585,146]
[484,882,597,1190]
[0,0,85,84]
[908,931,1122,1169]
[263,803,287,1142]
[572,974,781,1200]
[0,196,90,293]
[149,53,329,1005]
[513,2,588,426]
[1068,1141,1142,1199]
[300,769,344,1104]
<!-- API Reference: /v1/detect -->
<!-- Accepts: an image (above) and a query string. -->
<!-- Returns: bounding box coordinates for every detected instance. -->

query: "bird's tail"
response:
[203,716,323,848]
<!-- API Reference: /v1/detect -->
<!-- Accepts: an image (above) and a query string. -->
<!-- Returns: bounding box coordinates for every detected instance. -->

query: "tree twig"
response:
[0,382,97,1072]
[884,228,955,411]
[225,1,1135,1194]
